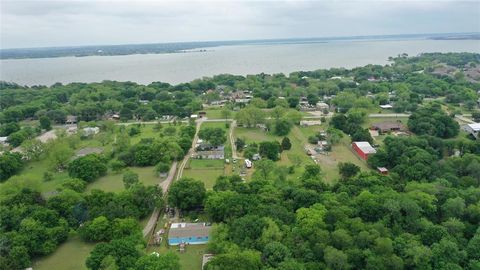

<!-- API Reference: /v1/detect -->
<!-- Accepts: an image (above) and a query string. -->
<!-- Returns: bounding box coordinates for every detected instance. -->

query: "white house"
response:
[0,137,8,145]
[83,127,100,136]
[245,159,252,168]
[463,123,480,139]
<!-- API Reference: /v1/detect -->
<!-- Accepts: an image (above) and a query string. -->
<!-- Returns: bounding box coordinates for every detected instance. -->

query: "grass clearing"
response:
[87,166,159,193]
[183,167,224,190]
[148,242,207,270]
[33,236,94,270]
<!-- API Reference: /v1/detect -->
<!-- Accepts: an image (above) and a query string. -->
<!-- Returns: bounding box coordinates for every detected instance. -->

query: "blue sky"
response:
[1,0,479,49]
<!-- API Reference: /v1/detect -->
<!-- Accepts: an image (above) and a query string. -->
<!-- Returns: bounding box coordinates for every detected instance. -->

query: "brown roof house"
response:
[371,122,405,133]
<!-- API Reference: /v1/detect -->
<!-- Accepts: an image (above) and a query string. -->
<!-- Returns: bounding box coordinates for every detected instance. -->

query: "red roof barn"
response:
[352,141,376,160]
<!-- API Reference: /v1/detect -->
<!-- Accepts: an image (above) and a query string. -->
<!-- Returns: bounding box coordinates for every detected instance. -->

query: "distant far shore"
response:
[1,32,478,60]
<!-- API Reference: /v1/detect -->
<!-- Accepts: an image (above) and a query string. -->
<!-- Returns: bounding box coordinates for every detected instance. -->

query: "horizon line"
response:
[1,31,478,51]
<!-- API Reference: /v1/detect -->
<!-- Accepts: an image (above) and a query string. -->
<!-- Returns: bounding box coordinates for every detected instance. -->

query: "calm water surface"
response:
[1,39,479,86]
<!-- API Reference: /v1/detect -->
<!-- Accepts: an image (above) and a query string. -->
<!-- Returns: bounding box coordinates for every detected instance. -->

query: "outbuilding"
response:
[168,223,211,246]
[463,123,480,139]
[377,167,389,175]
[352,141,377,160]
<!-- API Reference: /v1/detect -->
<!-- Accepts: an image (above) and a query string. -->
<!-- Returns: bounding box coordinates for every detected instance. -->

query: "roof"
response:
[380,104,393,109]
[377,167,388,172]
[466,123,480,131]
[353,141,377,154]
[76,147,103,157]
[169,223,211,239]
[372,122,405,130]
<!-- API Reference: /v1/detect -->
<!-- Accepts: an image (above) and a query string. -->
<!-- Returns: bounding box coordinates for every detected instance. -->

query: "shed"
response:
[198,111,207,118]
[377,167,389,175]
[245,159,252,168]
[352,141,376,160]
[65,115,78,125]
[168,223,211,245]
[379,104,393,109]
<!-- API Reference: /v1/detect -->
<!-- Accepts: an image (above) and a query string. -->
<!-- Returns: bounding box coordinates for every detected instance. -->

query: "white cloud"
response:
[1,0,479,48]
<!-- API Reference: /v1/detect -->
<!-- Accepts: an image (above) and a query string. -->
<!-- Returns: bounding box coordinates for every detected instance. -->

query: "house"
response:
[65,115,78,125]
[300,120,322,126]
[245,159,252,168]
[190,114,198,119]
[316,102,330,111]
[0,137,8,145]
[463,123,480,139]
[371,122,405,133]
[82,127,100,136]
[380,104,394,109]
[168,223,211,245]
[198,111,207,118]
[377,167,389,175]
[252,153,261,161]
[195,144,225,159]
[352,141,377,160]
[75,147,103,158]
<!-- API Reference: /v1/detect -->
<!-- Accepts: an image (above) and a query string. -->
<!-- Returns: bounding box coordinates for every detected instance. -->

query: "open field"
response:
[199,108,236,119]
[183,166,224,189]
[316,136,369,182]
[33,236,95,270]
[199,121,229,130]
[87,166,160,193]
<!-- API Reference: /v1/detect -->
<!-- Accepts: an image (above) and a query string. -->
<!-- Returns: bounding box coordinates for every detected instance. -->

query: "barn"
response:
[352,141,376,160]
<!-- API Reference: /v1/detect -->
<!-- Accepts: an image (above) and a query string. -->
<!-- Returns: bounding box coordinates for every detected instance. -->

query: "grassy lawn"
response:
[148,243,207,270]
[235,127,279,142]
[33,236,94,270]
[87,166,160,193]
[183,167,224,190]
[189,159,224,169]
[200,108,236,119]
[200,121,229,130]
[317,136,370,183]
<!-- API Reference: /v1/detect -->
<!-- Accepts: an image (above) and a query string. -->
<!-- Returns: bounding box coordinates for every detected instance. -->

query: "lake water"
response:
[1,39,479,86]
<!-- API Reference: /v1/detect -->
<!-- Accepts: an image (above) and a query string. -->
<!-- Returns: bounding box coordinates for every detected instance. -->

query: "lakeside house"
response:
[168,223,211,245]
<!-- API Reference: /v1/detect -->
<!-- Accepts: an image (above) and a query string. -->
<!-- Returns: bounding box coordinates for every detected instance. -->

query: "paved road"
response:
[229,120,238,159]
[176,120,203,180]
[455,115,475,124]
[142,120,204,237]
[142,161,177,237]
[368,113,411,118]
